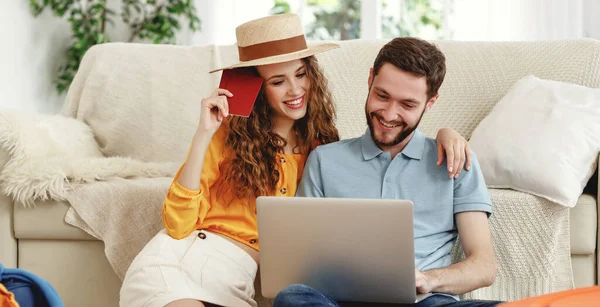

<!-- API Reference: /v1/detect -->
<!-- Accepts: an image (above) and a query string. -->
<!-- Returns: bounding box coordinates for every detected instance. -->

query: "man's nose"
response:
[380,107,400,122]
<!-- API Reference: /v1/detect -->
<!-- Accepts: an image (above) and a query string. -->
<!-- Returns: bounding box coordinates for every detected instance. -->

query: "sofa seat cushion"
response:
[12,193,596,254]
[569,194,597,255]
[13,200,96,240]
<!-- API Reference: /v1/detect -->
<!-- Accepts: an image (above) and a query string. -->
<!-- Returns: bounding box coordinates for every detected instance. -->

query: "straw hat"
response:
[210,13,339,73]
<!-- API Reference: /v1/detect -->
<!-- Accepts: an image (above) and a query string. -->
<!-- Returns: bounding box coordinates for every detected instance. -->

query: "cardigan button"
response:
[280,188,287,194]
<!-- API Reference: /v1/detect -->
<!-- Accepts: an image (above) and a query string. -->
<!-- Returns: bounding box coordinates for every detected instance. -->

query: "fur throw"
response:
[0,109,178,206]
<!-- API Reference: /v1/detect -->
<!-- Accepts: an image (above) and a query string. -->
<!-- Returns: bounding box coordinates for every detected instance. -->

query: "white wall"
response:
[4,0,599,114]
[583,0,600,38]
[449,0,600,41]
[0,0,272,114]
[0,1,70,114]
[0,1,134,114]
[190,0,272,46]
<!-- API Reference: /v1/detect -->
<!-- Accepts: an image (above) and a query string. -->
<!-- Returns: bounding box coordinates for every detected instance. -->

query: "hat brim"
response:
[209,43,340,73]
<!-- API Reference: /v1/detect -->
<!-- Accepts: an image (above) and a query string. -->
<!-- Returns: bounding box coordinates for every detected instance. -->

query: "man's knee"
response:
[273,284,327,307]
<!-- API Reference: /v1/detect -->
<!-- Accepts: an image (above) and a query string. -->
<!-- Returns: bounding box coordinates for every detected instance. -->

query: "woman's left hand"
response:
[436,128,471,178]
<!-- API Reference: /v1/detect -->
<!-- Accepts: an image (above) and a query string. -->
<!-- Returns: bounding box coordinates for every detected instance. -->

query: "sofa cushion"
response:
[469,75,600,208]
[62,40,600,163]
[569,194,597,255]
[13,194,596,253]
[13,200,96,241]
[61,43,233,164]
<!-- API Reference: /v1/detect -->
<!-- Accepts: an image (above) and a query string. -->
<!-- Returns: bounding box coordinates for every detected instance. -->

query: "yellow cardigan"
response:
[162,125,307,250]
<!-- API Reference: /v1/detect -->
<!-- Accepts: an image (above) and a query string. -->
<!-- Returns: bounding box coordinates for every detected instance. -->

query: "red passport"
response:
[218,67,264,117]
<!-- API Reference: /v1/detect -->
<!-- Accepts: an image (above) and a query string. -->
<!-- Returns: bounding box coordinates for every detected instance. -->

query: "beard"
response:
[365,99,426,147]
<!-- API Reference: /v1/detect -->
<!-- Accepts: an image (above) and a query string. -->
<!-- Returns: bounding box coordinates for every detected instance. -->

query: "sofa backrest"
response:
[62,39,600,163]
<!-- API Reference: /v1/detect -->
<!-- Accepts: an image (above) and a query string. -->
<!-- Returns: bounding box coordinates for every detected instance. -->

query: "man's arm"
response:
[296,149,325,197]
[417,211,497,295]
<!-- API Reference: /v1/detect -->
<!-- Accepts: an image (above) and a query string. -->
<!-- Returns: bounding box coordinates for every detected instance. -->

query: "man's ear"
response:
[368,68,374,88]
[425,93,439,112]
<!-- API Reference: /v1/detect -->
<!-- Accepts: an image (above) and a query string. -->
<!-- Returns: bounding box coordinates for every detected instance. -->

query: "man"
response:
[272,37,500,307]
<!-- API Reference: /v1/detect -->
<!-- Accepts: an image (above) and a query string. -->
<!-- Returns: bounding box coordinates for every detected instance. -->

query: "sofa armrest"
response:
[0,193,17,268]
[0,147,16,268]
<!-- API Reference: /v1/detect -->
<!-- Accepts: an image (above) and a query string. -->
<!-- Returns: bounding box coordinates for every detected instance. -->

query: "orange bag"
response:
[499,286,600,307]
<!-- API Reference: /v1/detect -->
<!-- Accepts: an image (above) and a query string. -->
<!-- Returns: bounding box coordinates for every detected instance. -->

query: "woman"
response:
[120,13,470,307]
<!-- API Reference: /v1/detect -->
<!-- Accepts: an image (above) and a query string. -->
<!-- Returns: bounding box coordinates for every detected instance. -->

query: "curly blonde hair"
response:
[218,56,339,202]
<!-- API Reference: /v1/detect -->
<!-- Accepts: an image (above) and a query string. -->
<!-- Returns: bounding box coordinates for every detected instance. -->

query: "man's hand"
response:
[415,270,436,294]
[414,212,497,296]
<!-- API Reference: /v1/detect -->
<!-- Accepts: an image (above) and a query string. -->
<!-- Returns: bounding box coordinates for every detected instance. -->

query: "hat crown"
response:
[236,13,305,47]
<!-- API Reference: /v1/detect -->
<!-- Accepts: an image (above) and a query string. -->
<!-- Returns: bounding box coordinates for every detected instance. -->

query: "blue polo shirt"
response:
[297,128,492,271]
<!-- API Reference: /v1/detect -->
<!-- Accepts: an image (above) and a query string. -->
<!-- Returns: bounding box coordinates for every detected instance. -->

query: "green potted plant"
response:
[29,0,201,94]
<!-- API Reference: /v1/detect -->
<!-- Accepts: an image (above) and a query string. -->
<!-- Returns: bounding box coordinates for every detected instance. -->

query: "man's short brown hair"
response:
[373,37,446,100]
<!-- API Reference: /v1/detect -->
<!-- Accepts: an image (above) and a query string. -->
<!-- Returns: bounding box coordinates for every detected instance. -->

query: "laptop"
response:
[256,196,416,304]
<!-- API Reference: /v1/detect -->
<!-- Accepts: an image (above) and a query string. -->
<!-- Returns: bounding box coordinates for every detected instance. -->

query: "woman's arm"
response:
[436,128,471,178]
[162,88,231,239]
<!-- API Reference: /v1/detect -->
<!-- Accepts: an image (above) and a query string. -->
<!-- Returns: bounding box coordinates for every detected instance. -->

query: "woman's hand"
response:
[436,128,471,178]
[197,88,232,134]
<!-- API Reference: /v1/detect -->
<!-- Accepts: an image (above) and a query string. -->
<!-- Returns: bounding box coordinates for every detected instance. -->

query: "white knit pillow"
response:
[469,75,600,207]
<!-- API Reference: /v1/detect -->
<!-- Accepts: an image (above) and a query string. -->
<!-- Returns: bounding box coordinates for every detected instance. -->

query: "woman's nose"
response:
[288,80,302,96]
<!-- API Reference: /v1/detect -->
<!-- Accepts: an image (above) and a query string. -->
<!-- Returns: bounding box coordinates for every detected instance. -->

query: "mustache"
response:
[371,112,403,126]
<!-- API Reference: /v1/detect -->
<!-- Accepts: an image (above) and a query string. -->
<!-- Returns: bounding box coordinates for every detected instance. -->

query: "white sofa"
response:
[1,38,599,307]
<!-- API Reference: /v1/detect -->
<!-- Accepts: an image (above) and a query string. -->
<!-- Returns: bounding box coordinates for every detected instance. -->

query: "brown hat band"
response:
[238,35,308,62]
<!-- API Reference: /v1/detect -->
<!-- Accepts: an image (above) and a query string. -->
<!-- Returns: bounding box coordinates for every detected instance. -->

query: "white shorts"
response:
[120,229,258,307]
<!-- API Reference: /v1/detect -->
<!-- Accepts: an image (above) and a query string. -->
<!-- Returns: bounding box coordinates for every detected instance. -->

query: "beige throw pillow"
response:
[469,75,600,207]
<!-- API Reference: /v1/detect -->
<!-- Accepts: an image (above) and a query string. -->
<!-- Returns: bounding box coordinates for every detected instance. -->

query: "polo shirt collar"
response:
[360,128,383,161]
[401,129,425,160]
